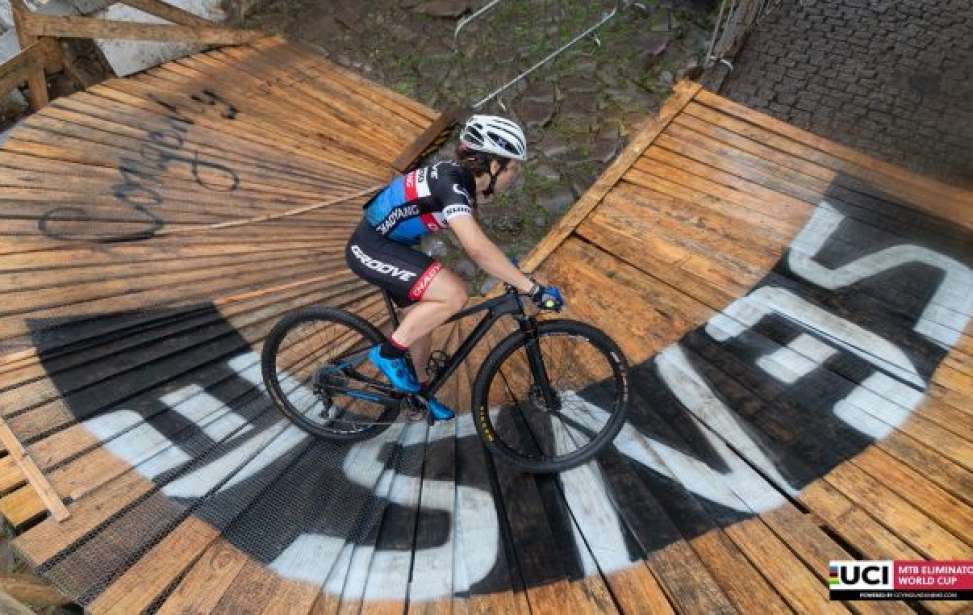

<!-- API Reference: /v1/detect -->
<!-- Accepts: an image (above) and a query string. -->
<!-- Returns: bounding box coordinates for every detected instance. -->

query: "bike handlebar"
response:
[503,281,562,312]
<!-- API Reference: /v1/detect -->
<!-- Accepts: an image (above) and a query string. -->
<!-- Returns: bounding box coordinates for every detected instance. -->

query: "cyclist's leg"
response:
[389,267,466,349]
[345,223,465,391]
[394,304,431,383]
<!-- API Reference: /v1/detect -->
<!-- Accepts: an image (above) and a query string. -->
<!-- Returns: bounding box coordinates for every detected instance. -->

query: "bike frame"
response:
[382,288,556,404]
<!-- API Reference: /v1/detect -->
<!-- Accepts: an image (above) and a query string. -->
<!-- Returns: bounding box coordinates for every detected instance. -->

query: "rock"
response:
[479,276,499,295]
[514,99,554,129]
[596,67,622,89]
[532,163,560,182]
[412,0,471,18]
[419,56,453,83]
[521,82,556,105]
[591,137,620,164]
[332,0,364,31]
[538,134,571,159]
[422,237,450,258]
[567,168,599,199]
[0,88,28,122]
[659,70,675,86]
[636,31,670,57]
[533,215,547,227]
[537,187,575,215]
[454,258,478,279]
[596,121,619,141]
[558,94,599,118]
[678,62,704,81]
[558,74,600,95]
[575,59,598,77]
[49,73,76,99]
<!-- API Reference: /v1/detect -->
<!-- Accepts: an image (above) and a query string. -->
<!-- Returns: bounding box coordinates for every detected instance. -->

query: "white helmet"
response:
[459,114,527,161]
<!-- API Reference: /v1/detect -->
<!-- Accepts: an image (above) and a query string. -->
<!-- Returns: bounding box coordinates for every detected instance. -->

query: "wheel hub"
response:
[529,384,561,412]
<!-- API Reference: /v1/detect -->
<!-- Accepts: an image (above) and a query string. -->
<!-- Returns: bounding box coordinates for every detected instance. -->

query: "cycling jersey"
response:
[363,161,477,244]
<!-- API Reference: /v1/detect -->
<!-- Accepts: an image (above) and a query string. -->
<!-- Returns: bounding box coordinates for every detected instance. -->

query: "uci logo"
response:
[830,561,893,590]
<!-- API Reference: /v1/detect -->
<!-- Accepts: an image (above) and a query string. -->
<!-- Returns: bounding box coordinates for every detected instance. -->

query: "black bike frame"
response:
[382,288,538,399]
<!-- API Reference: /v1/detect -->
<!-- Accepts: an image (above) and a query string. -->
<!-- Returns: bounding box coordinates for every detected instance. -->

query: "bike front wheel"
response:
[471,319,630,473]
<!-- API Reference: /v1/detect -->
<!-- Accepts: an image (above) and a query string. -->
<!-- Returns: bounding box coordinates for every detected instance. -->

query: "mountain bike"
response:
[260,284,630,473]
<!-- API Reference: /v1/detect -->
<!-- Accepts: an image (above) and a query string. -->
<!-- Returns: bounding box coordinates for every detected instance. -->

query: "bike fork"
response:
[519,317,560,411]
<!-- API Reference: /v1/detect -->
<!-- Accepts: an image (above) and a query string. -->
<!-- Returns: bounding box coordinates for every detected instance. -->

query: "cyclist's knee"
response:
[445,284,468,313]
[424,268,467,312]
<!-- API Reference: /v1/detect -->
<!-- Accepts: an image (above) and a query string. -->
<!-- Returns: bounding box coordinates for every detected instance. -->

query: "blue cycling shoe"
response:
[367,345,420,393]
[426,398,455,421]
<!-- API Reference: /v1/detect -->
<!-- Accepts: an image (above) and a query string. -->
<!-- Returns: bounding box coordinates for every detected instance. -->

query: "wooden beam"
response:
[10,0,49,110]
[0,590,34,615]
[21,14,263,44]
[0,573,72,608]
[0,38,62,96]
[0,416,70,522]
[391,105,466,173]
[116,0,215,28]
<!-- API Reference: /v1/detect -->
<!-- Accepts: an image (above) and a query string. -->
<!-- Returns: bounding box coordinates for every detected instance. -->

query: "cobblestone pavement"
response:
[721,0,973,189]
[243,1,714,291]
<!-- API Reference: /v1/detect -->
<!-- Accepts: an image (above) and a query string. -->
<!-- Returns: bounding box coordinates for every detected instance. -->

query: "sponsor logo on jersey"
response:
[404,169,432,201]
[350,245,417,282]
[409,261,443,300]
[376,204,419,235]
[442,204,472,220]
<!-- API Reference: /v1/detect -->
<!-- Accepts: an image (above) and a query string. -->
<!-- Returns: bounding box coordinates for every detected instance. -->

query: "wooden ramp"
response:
[0,38,969,614]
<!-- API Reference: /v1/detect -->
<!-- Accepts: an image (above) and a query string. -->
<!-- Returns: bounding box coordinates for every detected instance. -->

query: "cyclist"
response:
[345,114,564,420]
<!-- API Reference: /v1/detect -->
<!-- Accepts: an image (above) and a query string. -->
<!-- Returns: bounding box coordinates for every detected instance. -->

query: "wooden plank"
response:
[0,416,67,521]
[693,88,973,231]
[88,79,392,179]
[670,107,972,244]
[0,589,35,615]
[391,106,465,173]
[273,37,439,124]
[0,572,72,607]
[22,13,264,44]
[212,43,420,147]
[518,81,702,274]
[153,539,250,615]
[86,514,220,613]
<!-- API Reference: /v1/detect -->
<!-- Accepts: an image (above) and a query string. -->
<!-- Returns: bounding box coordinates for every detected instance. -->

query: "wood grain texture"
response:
[1,50,971,615]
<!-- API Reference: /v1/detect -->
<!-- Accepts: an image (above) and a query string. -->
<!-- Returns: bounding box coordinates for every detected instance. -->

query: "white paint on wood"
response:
[790,201,973,348]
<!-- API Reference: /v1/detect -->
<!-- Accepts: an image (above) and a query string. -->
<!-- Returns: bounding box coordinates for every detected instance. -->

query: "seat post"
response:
[382,290,401,329]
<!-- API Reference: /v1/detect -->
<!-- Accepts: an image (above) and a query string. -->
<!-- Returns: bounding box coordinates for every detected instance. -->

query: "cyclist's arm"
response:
[448,215,534,293]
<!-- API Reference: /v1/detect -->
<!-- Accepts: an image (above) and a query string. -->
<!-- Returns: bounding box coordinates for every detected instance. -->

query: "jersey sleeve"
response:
[433,165,475,223]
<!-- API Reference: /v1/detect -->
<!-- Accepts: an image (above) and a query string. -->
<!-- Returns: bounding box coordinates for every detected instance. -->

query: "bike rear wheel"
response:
[260,306,399,441]
[471,319,629,473]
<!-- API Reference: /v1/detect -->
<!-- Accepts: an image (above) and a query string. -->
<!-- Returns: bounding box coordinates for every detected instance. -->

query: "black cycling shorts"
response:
[345,220,443,307]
